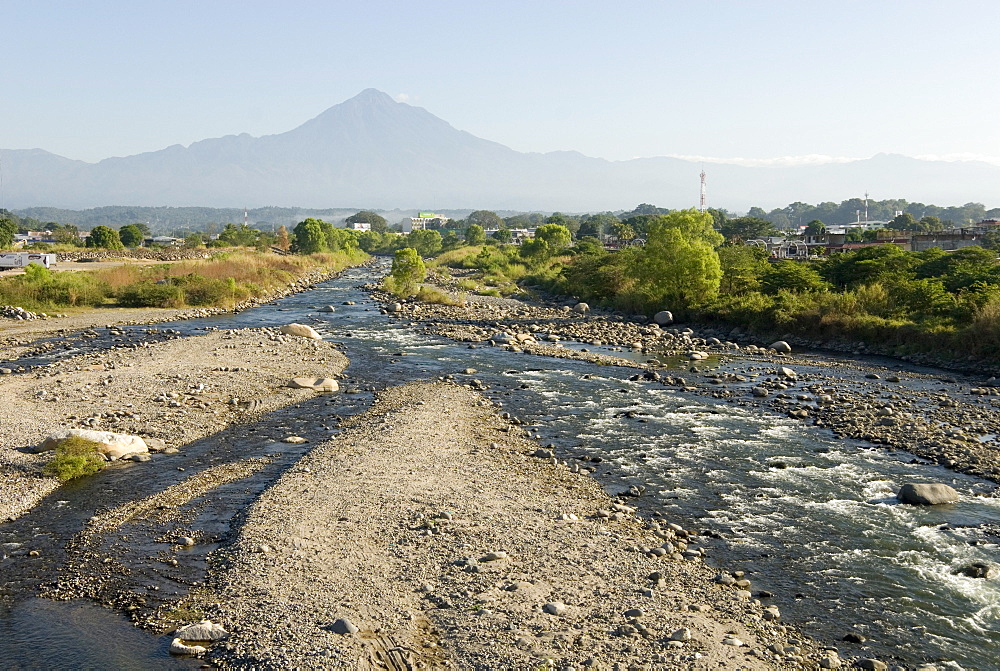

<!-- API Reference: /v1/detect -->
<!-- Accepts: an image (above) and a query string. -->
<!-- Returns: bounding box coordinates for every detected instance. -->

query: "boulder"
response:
[954,562,998,579]
[653,311,674,325]
[175,619,228,642]
[318,305,336,313]
[489,332,514,345]
[288,377,339,392]
[770,340,792,353]
[897,483,959,505]
[169,638,206,656]
[279,323,322,340]
[38,429,148,460]
[572,302,590,314]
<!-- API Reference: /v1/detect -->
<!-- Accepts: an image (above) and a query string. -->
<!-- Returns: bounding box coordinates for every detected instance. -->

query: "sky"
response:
[3,0,1000,166]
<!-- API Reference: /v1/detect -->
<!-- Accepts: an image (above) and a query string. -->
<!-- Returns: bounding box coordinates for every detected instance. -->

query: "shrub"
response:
[43,437,106,482]
[117,280,185,307]
[415,285,464,306]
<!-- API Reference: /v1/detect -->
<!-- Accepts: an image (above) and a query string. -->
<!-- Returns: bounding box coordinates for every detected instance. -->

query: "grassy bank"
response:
[0,249,367,312]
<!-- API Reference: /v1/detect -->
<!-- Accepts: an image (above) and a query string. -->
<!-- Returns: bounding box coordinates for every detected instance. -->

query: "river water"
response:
[2,263,1000,669]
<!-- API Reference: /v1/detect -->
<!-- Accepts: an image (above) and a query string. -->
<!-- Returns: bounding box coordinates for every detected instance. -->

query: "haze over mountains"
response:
[2,89,998,212]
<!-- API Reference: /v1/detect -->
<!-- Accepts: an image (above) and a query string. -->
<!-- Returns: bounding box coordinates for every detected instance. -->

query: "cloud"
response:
[664,154,861,167]
[394,93,410,103]
[914,152,1000,166]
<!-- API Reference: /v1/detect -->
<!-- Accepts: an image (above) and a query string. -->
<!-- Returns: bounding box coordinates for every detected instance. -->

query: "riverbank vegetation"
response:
[0,249,366,311]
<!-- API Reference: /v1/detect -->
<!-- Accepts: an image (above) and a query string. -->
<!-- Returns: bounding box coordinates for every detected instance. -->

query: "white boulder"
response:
[288,377,339,392]
[38,429,148,460]
[279,323,322,340]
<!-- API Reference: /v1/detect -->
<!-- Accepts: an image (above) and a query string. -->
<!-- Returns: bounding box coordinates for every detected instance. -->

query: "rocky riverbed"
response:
[201,381,834,670]
[375,286,1000,488]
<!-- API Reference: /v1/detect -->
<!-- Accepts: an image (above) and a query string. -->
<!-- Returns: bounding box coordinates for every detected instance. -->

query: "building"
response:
[405,212,450,233]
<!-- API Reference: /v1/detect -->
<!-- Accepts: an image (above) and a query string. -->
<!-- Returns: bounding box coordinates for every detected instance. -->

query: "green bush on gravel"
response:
[43,437,107,482]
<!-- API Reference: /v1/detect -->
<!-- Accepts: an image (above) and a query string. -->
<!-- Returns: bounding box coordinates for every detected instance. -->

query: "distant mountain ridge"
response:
[2,89,998,211]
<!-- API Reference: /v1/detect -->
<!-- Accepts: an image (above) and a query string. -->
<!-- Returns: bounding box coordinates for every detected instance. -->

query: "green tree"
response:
[492,228,513,244]
[760,261,829,294]
[464,224,486,246]
[184,233,206,249]
[86,225,124,249]
[0,219,17,249]
[219,223,260,247]
[612,222,636,240]
[293,218,325,254]
[406,229,443,257]
[118,224,145,247]
[718,245,768,294]
[519,238,550,262]
[889,213,917,230]
[578,213,617,239]
[634,209,722,307]
[466,210,504,230]
[388,247,426,296]
[804,220,827,236]
[534,223,572,253]
[346,210,389,233]
[721,216,775,242]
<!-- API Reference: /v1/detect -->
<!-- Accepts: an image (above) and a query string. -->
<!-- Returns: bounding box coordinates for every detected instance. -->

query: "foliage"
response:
[464,224,486,246]
[387,248,426,297]
[86,225,124,249]
[492,228,513,244]
[292,218,326,254]
[760,261,830,294]
[720,216,775,242]
[465,210,504,230]
[406,229,443,257]
[718,244,768,294]
[633,211,722,308]
[275,225,291,251]
[119,224,145,247]
[0,218,18,248]
[345,210,388,233]
[43,437,106,482]
[804,220,826,235]
[534,224,572,253]
[415,285,464,306]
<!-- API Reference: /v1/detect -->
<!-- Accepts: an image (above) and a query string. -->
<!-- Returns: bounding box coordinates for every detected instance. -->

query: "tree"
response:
[464,224,486,246]
[0,219,17,249]
[718,245,768,294]
[86,225,124,249]
[519,238,550,261]
[760,261,829,294]
[346,210,388,233]
[406,229,442,257]
[388,247,426,296]
[293,218,325,254]
[492,228,513,244]
[917,216,943,232]
[612,222,636,240]
[720,216,775,242]
[184,233,206,249]
[804,220,827,236]
[275,225,291,251]
[534,223,572,253]
[634,209,722,307]
[578,213,617,238]
[466,210,504,230]
[888,213,917,230]
[119,224,145,247]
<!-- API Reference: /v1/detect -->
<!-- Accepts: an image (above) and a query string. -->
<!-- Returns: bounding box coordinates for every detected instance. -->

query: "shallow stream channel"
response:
[3,263,1000,669]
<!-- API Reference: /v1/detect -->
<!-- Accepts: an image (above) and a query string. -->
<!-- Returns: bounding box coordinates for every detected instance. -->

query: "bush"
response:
[415,285,464,306]
[117,280,185,307]
[43,437,106,482]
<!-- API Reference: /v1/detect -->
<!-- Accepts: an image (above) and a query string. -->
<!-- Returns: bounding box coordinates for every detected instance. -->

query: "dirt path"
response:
[202,381,828,669]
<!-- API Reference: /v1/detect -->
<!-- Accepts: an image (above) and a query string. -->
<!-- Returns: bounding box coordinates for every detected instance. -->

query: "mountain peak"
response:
[346,88,396,106]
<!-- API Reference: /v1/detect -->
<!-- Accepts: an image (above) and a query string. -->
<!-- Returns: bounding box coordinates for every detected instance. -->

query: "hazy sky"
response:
[4,0,999,165]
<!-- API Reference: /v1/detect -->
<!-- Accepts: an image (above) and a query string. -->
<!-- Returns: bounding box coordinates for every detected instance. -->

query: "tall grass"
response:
[0,250,367,311]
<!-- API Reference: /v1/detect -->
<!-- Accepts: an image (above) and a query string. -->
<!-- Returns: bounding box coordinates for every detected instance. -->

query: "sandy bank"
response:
[0,326,347,522]
[201,381,828,669]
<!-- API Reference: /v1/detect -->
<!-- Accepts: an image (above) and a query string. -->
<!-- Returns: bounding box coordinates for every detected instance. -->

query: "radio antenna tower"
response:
[699,169,707,211]
[864,191,869,223]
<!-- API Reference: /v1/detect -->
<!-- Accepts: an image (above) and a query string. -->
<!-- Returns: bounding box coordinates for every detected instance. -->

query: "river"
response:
[2,262,999,669]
